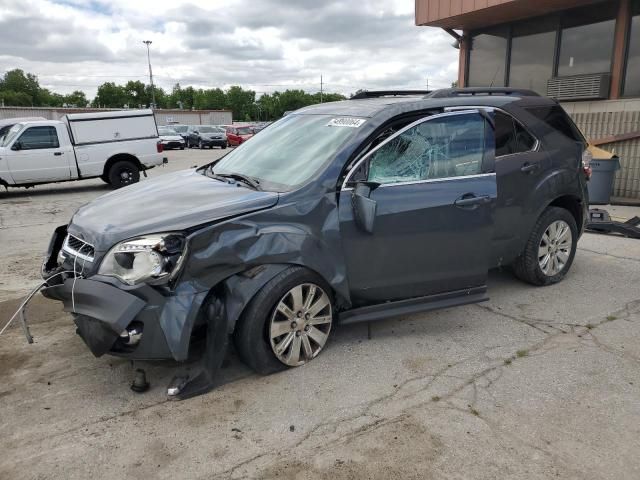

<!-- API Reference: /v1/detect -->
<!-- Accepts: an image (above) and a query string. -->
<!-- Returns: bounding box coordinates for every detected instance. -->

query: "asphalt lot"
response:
[1,148,640,479]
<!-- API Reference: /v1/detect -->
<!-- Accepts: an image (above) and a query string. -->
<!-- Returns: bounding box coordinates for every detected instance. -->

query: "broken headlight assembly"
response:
[98,234,187,286]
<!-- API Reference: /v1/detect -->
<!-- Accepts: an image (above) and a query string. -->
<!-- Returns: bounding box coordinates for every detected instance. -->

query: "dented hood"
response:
[69,169,279,249]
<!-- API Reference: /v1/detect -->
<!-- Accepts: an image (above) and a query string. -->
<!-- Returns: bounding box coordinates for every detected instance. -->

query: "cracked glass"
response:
[367,114,486,185]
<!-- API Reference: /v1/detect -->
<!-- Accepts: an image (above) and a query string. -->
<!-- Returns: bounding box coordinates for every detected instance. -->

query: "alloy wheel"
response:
[538,220,572,276]
[269,283,332,367]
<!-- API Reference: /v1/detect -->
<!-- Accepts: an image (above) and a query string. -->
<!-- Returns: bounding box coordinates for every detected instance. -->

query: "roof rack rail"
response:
[351,90,432,100]
[427,87,540,98]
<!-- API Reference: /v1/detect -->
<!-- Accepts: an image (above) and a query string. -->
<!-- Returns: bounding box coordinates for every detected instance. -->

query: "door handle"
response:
[454,194,491,208]
[53,152,63,156]
[521,162,539,174]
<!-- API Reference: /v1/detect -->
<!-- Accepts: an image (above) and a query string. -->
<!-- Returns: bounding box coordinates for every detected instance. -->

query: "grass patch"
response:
[516,349,529,358]
[606,315,617,322]
[504,358,512,365]
[431,395,441,402]
[586,324,595,330]
[469,407,480,416]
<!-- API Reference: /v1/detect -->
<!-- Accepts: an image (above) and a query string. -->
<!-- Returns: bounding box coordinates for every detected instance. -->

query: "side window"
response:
[526,106,586,145]
[494,112,537,156]
[515,122,536,151]
[495,112,517,157]
[17,126,59,150]
[367,113,486,185]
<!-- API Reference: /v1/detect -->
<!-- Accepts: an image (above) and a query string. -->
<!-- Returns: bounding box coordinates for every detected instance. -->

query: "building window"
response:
[624,0,640,97]
[509,18,557,95]
[468,26,509,87]
[557,5,617,76]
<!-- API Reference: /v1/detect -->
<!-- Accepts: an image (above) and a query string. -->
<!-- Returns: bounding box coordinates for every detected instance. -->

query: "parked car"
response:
[187,125,228,149]
[41,88,589,398]
[168,124,189,143]
[222,124,254,146]
[158,126,186,150]
[0,109,166,189]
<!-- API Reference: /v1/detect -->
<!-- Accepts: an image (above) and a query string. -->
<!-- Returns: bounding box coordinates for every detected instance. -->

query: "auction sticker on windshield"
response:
[326,118,366,128]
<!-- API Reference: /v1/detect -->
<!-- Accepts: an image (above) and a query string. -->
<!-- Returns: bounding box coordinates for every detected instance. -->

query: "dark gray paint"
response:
[42,91,588,368]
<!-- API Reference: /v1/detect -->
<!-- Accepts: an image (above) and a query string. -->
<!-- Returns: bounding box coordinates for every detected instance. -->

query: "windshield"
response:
[159,127,178,135]
[1,124,24,147]
[211,114,362,191]
[199,126,218,133]
[171,125,188,133]
[237,127,252,135]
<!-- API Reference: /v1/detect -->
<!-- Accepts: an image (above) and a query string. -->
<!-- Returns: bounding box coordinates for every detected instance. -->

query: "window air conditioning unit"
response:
[547,73,611,101]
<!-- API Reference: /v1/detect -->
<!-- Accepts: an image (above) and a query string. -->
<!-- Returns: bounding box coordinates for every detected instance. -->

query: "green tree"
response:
[225,85,255,120]
[194,88,226,110]
[63,90,88,107]
[123,80,147,108]
[0,69,41,105]
[92,82,126,108]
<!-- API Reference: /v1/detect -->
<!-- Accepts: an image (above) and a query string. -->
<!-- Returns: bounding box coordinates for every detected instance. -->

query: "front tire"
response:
[234,266,334,375]
[513,207,578,286]
[107,160,140,188]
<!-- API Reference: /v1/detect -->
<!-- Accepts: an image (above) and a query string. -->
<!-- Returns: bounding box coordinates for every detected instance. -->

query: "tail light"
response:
[582,148,592,180]
[157,141,164,153]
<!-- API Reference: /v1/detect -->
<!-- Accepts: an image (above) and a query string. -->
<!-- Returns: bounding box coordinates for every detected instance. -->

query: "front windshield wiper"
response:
[209,170,261,190]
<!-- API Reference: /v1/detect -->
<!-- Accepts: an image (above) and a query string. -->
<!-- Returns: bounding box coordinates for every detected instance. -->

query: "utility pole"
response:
[320,75,323,103]
[143,40,156,109]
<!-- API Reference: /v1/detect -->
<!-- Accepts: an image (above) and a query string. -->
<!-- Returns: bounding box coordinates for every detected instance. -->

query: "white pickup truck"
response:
[0,109,167,189]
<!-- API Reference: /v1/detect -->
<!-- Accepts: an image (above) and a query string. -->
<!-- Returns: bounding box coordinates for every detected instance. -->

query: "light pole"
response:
[143,40,156,109]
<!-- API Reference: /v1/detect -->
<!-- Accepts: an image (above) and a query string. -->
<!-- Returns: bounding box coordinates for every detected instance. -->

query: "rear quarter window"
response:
[525,105,586,145]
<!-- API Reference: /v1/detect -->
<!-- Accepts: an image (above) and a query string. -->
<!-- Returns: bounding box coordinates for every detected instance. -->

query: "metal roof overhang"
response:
[415,0,608,30]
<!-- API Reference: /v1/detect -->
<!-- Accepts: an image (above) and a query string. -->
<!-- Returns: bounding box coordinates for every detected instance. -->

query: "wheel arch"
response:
[546,194,585,232]
[199,262,341,337]
[102,153,143,178]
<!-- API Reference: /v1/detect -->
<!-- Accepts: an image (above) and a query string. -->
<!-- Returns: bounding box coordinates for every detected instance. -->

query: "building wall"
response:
[0,107,233,126]
[563,99,640,199]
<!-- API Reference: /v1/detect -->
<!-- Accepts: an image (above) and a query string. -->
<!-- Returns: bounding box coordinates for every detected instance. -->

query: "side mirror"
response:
[351,181,380,234]
[11,141,22,151]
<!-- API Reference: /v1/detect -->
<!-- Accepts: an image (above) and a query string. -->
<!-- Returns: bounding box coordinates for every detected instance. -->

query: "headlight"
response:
[98,234,187,285]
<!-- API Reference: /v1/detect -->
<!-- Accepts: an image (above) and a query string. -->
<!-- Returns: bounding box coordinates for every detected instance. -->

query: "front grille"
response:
[62,234,95,262]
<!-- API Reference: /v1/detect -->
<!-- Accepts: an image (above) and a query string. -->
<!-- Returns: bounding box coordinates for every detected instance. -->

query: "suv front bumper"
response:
[42,277,179,360]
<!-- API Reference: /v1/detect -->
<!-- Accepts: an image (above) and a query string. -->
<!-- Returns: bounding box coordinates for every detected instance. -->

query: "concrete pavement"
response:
[1,149,639,479]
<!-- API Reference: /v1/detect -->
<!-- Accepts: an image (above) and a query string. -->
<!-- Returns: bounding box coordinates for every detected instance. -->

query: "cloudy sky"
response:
[0,0,458,99]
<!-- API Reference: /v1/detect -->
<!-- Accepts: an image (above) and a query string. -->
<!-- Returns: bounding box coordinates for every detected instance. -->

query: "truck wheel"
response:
[107,160,140,188]
[221,143,227,150]
[513,207,578,286]
[234,266,334,375]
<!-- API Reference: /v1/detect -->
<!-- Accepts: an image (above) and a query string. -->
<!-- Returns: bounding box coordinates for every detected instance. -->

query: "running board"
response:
[338,286,488,325]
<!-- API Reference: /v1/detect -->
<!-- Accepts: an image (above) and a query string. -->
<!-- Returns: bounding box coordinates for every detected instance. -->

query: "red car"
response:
[222,125,254,146]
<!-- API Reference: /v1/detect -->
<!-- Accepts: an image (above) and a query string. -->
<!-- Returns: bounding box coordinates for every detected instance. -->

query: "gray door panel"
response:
[339,174,496,303]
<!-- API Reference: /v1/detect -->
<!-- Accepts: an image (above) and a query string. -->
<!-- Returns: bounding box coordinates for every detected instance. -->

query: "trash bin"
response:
[589,157,620,205]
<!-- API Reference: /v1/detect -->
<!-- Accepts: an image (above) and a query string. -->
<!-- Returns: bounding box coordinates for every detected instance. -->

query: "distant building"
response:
[416,0,640,200]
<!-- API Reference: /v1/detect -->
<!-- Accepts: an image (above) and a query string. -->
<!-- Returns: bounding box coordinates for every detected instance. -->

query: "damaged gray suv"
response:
[41,88,590,398]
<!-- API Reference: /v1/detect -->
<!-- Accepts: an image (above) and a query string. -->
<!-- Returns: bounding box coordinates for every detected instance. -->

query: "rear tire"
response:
[107,160,140,188]
[234,266,334,375]
[513,207,578,286]
[221,143,227,150]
